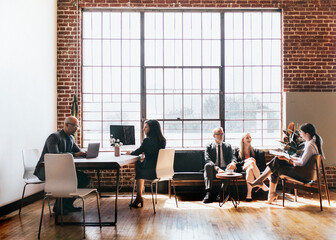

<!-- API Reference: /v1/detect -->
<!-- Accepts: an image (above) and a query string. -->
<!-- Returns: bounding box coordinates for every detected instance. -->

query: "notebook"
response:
[85,143,100,158]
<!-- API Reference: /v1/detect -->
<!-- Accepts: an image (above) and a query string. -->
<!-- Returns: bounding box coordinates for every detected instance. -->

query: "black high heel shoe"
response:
[129,198,144,208]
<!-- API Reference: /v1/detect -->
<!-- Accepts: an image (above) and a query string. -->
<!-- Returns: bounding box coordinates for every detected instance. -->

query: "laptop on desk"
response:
[84,143,100,158]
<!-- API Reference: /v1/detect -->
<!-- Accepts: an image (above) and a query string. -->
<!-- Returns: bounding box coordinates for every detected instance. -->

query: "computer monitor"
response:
[109,125,135,145]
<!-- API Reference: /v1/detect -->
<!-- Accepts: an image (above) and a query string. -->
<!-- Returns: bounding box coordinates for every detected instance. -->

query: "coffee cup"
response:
[226,169,233,174]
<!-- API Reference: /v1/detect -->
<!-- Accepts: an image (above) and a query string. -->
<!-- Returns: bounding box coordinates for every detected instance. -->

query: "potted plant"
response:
[280,122,305,157]
[110,137,123,157]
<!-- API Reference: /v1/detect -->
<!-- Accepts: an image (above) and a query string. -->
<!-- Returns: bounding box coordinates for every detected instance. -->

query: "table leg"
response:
[114,167,119,224]
[219,180,230,207]
[230,179,240,208]
[97,169,101,198]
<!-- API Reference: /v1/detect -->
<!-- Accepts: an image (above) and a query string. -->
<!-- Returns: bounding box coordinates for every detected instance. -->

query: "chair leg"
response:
[46,197,52,217]
[150,182,156,214]
[60,197,64,225]
[81,197,86,239]
[294,189,297,202]
[169,180,172,199]
[19,183,28,215]
[282,179,285,207]
[96,191,102,229]
[172,179,178,208]
[321,161,331,206]
[316,161,323,211]
[37,196,46,239]
[155,182,158,204]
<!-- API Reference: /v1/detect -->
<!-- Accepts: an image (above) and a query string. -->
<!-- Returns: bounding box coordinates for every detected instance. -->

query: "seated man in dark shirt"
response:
[34,116,90,214]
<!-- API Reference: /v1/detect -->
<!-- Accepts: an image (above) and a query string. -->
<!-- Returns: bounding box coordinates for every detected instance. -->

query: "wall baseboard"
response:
[0,191,44,217]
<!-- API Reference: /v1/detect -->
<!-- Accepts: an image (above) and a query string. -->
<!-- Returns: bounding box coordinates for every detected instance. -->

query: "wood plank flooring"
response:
[1,190,335,240]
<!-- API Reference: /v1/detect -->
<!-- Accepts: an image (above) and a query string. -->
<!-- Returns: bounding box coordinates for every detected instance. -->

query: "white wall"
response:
[0,0,57,207]
[286,92,336,166]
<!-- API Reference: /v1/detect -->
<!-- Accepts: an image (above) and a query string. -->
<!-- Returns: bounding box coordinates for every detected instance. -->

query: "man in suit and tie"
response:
[34,116,90,214]
[203,127,236,203]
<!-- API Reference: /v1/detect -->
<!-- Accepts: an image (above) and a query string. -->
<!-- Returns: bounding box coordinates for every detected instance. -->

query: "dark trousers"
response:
[55,170,90,208]
[268,157,311,184]
[204,162,229,192]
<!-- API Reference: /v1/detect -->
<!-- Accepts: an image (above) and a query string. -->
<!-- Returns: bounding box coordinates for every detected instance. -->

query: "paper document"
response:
[269,150,290,159]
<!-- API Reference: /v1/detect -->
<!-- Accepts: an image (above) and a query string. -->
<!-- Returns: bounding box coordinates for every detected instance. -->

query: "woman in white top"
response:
[248,123,324,204]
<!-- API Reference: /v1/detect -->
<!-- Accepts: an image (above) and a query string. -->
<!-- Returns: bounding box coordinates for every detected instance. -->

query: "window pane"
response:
[92,12,101,38]
[251,13,261,39]
[184,95,201,119]
[203,69,219,93]
[203,40,221,66]
[164,122,182,147]
[203,94,219,119]
[83,12,92,38]
[164,69,182,93]
[184,121,201,147]
[164,40,182,66]
[164,95,182,119]
[225,94,243,120]
[147,95,163,119]
[145,40,163,66]
[184,69,201,93]
[146,69,163,94]
[164,13,182,39]
[202,13,220,39]
[145,12,163,39]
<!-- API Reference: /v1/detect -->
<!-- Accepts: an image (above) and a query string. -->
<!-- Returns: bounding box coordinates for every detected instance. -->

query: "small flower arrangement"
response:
[110,137,123,147]
[280,122,305,157]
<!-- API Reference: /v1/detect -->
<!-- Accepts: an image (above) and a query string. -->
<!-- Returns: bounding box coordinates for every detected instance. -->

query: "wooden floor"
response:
[1,190,335,240]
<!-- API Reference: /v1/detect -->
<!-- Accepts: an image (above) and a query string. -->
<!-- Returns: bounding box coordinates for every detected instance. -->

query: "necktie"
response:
[218,144,221,168]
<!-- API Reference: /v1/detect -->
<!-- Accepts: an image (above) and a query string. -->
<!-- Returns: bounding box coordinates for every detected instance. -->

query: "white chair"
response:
[19,149,51,216]
[38,153,101,239]
[131,149,178,214]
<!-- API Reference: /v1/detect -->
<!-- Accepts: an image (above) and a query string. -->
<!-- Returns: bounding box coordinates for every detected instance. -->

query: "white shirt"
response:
[292,139,319,167]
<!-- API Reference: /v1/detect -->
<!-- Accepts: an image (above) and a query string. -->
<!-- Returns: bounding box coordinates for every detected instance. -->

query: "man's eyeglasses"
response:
[67,122,80,128]
[214,133,224,136]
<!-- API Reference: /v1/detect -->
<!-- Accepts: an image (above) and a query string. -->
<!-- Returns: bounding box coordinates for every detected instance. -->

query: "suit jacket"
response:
[233,148,266,173]
[205,142,235,168]
[34,129,81,181]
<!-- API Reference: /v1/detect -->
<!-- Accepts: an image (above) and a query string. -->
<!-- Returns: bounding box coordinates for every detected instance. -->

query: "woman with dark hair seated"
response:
[232,133,268,201]
[127,119,166,208]
[249,123,324,204]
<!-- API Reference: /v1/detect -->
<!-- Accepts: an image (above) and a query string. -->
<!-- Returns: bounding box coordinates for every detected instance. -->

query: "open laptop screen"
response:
[109,125,135,145]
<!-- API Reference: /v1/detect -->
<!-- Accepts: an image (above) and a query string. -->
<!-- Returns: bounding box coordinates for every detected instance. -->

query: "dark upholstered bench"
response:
[168,149,268,198]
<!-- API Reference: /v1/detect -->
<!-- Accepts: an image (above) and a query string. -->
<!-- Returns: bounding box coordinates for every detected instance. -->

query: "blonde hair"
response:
[239,133,255,160]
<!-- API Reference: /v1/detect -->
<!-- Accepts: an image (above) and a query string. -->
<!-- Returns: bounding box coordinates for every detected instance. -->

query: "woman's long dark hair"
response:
[300,123,324,157]
[145,120,166,148]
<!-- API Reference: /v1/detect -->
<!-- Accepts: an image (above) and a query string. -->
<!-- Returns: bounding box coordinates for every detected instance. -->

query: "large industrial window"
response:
[82,10,282,149]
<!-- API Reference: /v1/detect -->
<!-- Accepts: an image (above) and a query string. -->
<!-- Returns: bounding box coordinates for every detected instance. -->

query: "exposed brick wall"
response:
[57,0,336,190]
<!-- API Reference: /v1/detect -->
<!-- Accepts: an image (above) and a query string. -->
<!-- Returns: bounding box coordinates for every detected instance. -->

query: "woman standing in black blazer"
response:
[127,119,166,208]
[233,133,268,201]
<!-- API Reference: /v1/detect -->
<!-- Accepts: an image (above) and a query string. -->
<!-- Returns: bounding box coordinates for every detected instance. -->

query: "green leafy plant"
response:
[71,94,79,118]
[280,122,305,156]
